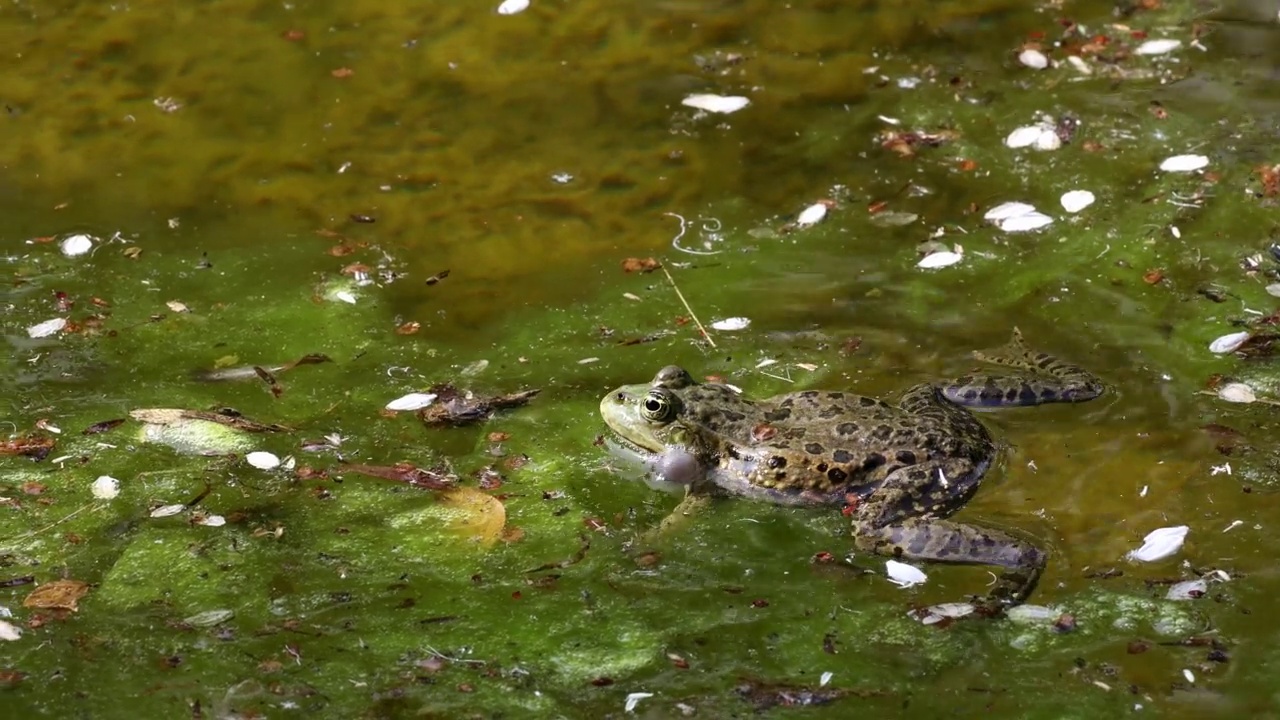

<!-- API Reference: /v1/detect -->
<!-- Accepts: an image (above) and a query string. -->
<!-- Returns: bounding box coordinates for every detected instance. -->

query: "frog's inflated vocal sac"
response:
[600,329,1105,609]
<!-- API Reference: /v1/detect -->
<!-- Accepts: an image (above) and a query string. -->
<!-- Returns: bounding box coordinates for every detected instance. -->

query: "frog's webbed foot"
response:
[854,514,1046,611]
[945,328,1105,406]
[628,486,716,550]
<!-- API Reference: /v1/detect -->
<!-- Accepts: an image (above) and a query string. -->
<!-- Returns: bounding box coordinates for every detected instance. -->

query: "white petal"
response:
[385,392,438,411]
[60,234,95,257]
[681,94,751,114]
[1217,382,1256,404]
[246,451,281,470]
[1208,331,1249,354]
[885,559,928,587]
[820,671,833,686]
[998,212,1054,232]
[1005,604,1059,624]
[27,317,67,339]
[1135,39,1182,56]
[795,203,828,227]
[983,202,1036,221]
[196,514,227,527]
[1060,190,1096,213]
[1065,55,1092,75]
[1004,126,1044,149]
[1126,525,1189,562]
[1033,130,1062,151]
[1265,283,1280,298]
[91,475,120,499]
[917,251,963,269]
[624,692,654,713]
[1159,154,1209,172]
[1018,49,1049,70]
[496,0,529,14]
[0,620,21,642]
[334,290,358,304]
[1165,579,1207,600]
[150,503,186,518]
[710,317,751,331]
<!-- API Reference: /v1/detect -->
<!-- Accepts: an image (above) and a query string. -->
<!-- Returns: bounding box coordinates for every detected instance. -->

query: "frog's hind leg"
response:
[942,327,1105,406]
[854,500,1046,609]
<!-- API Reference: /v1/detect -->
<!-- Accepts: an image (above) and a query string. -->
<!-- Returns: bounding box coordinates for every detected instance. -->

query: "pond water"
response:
[4,0,1280,717]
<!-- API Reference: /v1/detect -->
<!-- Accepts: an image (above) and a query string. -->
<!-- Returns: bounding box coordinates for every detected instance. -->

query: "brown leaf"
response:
[396,321,422,335]
[621,257,661,274]
[23,579,90,612]
[0,436,55,461]
[417,385,540,427]
[1142,268,1164,284]
[331,67,354,78]
[339,463,455,490]
[81,418,126,435]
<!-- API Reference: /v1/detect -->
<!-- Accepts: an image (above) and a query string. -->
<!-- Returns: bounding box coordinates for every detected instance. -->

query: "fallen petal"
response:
[60,234,95,257]
[795,203,828,227]
[998,212,1054,232]
[1208,331,1249,354]
[1135,39,1182,56]
[1033,130,1062,151]
[150,504,186,518]
[246,451,281,470]
[983,202,1036,221]
[0,620,21,641]
[917,250,963,269]
[885,559,927,587]
[91,475,120,500]
[1060,190,1096,213]
[711,317,751,331]
[1018,48,1049,69]
[1165,579,1207,600]
[1005,125,1044,149]
[496,0,529,13]
[27,318,67,339]
[1160,154,1208,172]
[1217,383,1256,404]
[1127,525,1189,562]
[681,94,750,114]
[386,392,439,411]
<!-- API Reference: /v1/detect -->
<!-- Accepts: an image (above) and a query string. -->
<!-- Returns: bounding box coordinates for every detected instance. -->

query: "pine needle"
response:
[659,263,716,348]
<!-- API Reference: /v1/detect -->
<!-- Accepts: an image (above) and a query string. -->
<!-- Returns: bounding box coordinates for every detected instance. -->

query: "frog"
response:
[598,329,1105,609]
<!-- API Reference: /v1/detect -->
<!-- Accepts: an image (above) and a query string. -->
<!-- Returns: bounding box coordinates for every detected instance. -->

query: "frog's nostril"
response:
[615,392,626,402]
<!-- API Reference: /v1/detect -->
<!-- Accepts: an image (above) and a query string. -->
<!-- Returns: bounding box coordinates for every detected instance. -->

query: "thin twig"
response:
[659,263,716,349]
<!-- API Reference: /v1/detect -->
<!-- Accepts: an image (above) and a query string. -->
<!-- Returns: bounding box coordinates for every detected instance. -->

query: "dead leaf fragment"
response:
[331,67,354,78]
[621,257,661,274]
[23,579,90,612]
[417,384,540,427]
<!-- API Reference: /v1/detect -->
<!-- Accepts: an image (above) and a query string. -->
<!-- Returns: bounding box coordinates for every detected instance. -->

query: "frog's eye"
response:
[640,391,674,422]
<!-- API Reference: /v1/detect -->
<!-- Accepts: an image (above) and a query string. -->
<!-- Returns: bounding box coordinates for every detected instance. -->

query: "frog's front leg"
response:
[851,463,1046,609]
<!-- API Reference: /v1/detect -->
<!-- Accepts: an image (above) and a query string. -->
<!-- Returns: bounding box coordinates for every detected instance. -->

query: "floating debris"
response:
[1160,154,1209,173]
[885,560,927,588]
[1005,123,1060,151]
[984,202,1054,232]
[245,451,281,470]
[1165,579,1207,601]
[1216,383,1256,404]
[681,94,750,114]
[1208,331,1250,354]
[496,0,529,14]
[917,247,963,269]
[27,318,67,339]
[795,202,829,227]
[150,504,186,518]
[60,234,95,257]
[386,392,439,411]
[711,317,751,331]
[1018,48,1049,70]
[1060,190,1096,213]
[1127,525,1189,562]
[911,602,975,625]
[624,692,654,713]
[91,475,120,499]
[1135,39,1182,56]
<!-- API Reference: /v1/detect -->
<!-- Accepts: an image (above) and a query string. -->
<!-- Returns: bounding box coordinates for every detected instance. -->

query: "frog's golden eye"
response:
[640,390,674,422]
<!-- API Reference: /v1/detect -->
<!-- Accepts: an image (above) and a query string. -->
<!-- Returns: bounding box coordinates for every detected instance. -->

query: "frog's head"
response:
[600,365,747,456]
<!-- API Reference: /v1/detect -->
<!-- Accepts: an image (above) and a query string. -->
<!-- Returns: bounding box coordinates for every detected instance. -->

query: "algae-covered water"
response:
[4,0,1280,717]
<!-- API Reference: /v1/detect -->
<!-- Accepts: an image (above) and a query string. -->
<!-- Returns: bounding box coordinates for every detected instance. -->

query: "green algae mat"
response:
[4,0,1280,717]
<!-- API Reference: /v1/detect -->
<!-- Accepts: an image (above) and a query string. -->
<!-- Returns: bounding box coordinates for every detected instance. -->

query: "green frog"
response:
[599,329,1104,609]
